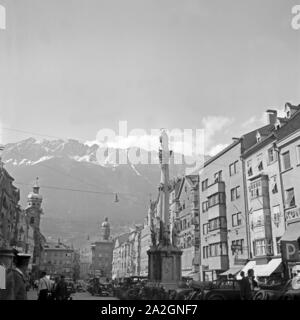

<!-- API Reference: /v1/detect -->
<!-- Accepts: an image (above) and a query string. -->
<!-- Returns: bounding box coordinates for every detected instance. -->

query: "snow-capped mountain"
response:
[2,138,191,247]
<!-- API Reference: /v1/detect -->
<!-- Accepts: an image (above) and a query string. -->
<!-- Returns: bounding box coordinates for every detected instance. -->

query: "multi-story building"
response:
[0,165,20,249]
[169,175,200,280]
[79,246,92,279]
[111,225,143,280]
[41,240,76,279]
[241,103,300,279]
[276,104,300,277]
[112,232,130,280]
[91,217,114,280]
[198,120,276,281]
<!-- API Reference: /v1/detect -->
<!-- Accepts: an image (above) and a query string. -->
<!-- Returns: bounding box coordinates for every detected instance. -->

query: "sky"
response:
[0,0,300,156]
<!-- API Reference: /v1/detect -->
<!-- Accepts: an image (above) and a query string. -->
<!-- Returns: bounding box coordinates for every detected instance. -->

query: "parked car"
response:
[253,277,300,300]
[202,279,242,300]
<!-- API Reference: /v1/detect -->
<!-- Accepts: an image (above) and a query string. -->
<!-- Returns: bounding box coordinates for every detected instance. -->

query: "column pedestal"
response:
[147,244,182,290]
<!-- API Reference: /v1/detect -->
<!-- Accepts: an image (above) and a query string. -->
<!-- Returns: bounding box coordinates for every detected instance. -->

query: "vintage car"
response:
[201,279,242,300]
[253,277,300,300]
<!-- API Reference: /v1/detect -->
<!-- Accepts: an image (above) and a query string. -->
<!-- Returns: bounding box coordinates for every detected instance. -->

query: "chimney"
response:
[266,109,278,125]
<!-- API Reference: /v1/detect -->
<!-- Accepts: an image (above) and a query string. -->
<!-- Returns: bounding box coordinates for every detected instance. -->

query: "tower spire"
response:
[33,177,40,194]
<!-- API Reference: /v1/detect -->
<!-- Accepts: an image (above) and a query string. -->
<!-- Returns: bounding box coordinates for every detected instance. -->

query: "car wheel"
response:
[207,294,224,300]
[253,291,268,300]
[282,294,294,300]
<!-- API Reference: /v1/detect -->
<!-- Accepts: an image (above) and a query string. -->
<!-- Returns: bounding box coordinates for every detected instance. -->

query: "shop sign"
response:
[281,241,300,262]
[285,208,300,223]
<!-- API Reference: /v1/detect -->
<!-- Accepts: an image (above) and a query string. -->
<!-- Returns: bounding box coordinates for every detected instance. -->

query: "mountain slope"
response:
[2,138,195,247]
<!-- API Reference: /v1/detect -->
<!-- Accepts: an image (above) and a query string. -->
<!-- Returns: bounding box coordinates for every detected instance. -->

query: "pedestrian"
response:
[38,271,52,301]
[55,275,68,300]
[51,277,60,300]
[4,253,31,300]
[239,269,258,300]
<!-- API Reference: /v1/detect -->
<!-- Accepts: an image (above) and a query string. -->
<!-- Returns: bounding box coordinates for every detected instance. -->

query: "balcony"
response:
[208,204,226,220]
[207,181,225,196]
[207,230,228,244]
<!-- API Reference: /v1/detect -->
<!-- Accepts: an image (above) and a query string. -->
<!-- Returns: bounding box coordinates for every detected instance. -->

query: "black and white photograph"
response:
[1,0,300,309]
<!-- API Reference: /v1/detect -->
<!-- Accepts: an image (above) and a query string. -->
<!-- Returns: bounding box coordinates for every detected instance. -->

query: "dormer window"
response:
[256,131,261,143]
[274,119,281,130]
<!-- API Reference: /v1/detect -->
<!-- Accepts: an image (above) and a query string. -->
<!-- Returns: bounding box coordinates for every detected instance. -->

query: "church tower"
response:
[101,217,110,240]
[26,177,43,230]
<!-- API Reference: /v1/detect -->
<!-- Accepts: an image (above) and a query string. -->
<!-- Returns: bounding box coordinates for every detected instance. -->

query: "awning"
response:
[236,259,282,279]
[220,265,244,276]
[256,258,282,277]
[237,261,256,279]
[281,222,300,242]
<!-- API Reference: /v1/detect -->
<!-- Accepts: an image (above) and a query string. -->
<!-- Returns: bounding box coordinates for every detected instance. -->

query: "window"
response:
[257,154,263,171]
[272,205,281,227]
[231,186,241,201]
[209,242,228,257]
[208,217,227,231]
[208,192,225,208]
[30,217,35,224]
[251,209,264,228]
[268,147,277,164]
[276,237,281,254]
[231,239,244,255]
[202,201,209,213]
[203,223,209,235]
[247,159,253,176]
[297,145,300,165]
[254,239,266,256]
[214,171,222,183]
[285,188,295,208]
[229,161,239,176]
[282,151,291,171]
[271,175,278,194]
[203,246,209,259]
[202,179,208,191]
[249,180,262,199]
[232,212,242,227]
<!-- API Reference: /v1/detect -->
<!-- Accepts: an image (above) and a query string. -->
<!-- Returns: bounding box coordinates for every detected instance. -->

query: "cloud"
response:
[201,116,234,154]
[207,143,229,157]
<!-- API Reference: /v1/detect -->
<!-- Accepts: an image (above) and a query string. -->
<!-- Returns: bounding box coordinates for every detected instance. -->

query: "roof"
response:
[44,242,73,251]
[242,107,300,157]
[277,110,300,142]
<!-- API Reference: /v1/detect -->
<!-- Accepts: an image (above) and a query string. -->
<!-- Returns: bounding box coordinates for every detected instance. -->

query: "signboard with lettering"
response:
[285,208,300,223]
[281,241,300,262]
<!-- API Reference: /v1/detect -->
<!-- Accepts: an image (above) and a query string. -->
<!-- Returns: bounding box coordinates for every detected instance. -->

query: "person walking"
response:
[55,275,68,300]
[239,269,258,300]
[38,271,52,301]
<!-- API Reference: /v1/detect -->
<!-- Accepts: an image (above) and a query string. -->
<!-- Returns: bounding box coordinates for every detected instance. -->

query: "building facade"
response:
[169,175,200,280]
[0,165,20,249]
[240,104,300,279]
[276,105,300,277]
[41,240,77,279]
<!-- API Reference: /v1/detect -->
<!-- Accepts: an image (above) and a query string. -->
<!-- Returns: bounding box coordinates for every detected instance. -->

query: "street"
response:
[27,290,119,300]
